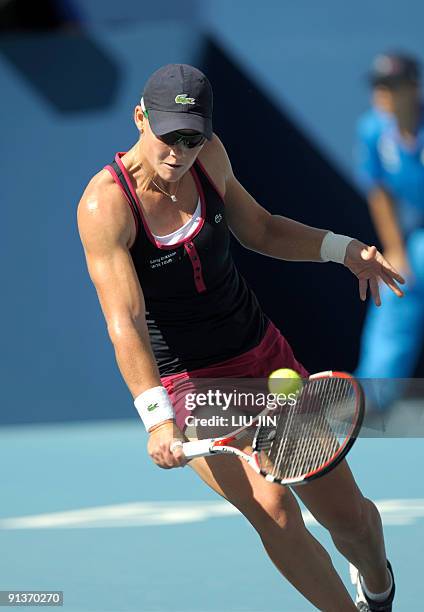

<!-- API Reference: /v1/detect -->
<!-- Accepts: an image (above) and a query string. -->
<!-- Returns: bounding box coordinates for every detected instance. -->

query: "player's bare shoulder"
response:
[197,133,233,197]
[77,169,136,251]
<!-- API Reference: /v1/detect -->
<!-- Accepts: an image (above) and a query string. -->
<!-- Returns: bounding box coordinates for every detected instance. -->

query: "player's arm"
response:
[205,135,404,305]
[77,175,185,467]
[203,135,327,260]
[77,175,160,397]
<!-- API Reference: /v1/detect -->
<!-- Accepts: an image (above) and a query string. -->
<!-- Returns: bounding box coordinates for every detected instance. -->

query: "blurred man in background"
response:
[355,52,424,411]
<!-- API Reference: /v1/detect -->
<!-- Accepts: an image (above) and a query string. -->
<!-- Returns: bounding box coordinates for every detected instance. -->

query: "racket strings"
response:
[271,379,325,478]
[255,378,357,481]
[309,379,338,473]
[311,378,343,473]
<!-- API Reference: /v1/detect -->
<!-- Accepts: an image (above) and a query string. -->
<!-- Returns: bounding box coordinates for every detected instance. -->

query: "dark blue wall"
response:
[1,2,423,424]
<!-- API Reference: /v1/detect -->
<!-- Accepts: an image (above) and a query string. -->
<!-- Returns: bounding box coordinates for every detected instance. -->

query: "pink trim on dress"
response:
[114,153,206,251]
[114,153,145,219]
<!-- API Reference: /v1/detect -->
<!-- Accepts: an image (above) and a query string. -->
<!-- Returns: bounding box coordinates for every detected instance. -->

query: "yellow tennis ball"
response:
[268,368,303,396]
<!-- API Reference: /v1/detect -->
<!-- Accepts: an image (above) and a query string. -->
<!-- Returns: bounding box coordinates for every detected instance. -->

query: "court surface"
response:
[1,404,423,612]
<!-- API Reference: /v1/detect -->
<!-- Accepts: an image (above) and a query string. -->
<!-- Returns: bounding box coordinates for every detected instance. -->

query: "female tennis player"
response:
[77,64,401,611]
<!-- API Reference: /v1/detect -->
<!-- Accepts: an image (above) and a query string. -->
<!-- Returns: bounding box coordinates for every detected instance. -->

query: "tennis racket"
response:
[179,371,364,486]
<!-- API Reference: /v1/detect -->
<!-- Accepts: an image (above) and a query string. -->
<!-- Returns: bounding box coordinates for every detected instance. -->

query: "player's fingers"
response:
[169,440,187,467]
[380,259,406,284]
[170,439,183,454]
[369,277,381,306]
[380,271,405,297]
[359,278,368,301]
[162,446,181,468]
[151,441,179,469]
[151,454,174,469]
[391,270,406,284]
[153,440,186,469]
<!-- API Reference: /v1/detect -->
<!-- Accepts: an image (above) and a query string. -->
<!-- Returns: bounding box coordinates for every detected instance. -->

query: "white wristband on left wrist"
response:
[320,231,355,264]
[134,386,175,432]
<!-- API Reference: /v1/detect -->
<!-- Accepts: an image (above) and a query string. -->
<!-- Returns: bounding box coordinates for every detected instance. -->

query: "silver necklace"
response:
[150,177,180,202]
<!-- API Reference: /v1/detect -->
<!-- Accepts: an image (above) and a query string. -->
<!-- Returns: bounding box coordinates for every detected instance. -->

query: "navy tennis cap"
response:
[369,52,421,87]
[142,64,213,139]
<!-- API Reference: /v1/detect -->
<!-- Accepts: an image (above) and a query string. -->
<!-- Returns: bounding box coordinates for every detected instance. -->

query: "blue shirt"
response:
[355,106,424,236]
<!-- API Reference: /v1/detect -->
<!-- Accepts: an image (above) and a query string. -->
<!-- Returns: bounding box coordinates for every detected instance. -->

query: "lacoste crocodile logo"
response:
[175,94,195,105]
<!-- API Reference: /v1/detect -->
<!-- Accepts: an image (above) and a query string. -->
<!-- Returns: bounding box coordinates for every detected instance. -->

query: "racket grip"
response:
[182,439,212,459]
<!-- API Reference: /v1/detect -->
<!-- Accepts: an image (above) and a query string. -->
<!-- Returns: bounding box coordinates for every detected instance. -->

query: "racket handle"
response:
[182,439,212,459]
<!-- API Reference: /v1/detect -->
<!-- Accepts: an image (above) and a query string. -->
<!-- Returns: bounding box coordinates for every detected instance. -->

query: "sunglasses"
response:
[157,130,206,149]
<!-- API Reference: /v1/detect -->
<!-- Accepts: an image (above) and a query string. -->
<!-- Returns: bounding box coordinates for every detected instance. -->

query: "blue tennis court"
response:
[1,405,422,611]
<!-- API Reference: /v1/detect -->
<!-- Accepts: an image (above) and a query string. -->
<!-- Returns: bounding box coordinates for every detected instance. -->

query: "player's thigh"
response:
[185,407,303,530]
[188,448,304,532]
[292,459,366,533]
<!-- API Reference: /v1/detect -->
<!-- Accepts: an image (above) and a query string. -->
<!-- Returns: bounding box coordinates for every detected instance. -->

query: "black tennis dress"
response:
[104,152,269,376]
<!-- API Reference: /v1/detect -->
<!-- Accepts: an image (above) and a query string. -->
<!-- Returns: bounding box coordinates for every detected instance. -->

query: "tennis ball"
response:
[267,368,303,396]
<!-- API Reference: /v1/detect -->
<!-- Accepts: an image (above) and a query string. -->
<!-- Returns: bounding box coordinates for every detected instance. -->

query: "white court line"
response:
[0,499,424,530]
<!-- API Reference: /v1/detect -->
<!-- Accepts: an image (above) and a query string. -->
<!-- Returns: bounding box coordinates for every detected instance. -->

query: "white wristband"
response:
[134,386,175,432]
[320,232,355,264]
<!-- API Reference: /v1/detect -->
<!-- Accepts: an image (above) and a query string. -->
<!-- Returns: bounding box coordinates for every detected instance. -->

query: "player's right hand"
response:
[147,420,187,469]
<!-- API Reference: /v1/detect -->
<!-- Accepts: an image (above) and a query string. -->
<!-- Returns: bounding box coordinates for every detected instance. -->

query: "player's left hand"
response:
[344,240,405,306]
